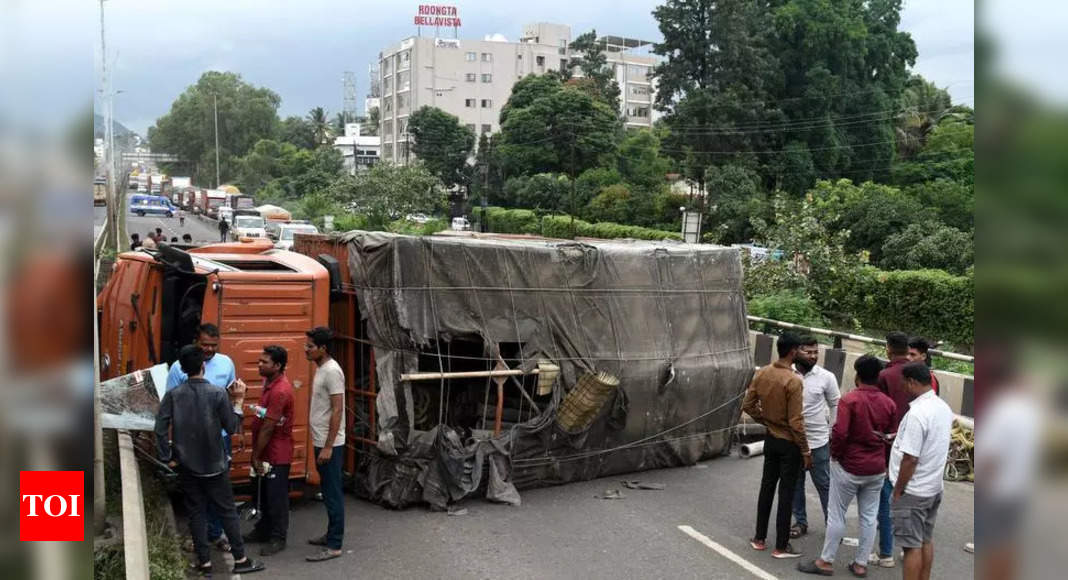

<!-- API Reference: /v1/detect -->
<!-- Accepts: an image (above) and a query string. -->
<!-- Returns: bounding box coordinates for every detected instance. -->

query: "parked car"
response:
[128,194,177,217]
[451,216,471,231]
[273,223,320,251]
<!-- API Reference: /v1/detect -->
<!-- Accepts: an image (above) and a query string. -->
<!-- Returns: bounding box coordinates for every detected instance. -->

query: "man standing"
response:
[906,337,940,395]
[790,336,840,539]
[245,345,295,556]
[797,355,897,577]
[219,217,230,242]
[155,345,265,576]
[129,233,142,251]
[166,323,240,553]
[743,332,810,559]
[889,363,954,580]
[871,331,912,568]
[304,327,346,562]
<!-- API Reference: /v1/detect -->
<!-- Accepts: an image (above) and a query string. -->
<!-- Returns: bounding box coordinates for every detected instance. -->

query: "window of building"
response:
[383,120,393,134]
[481,73,492,83]
[627,64,648,78]
[466,124,476,134]
[481,99,492,108]
[383,145,393,160]
[517,53,523,60]
[398,50,411,70]
[465,73,476,82]
[397,119,407,135]
[560,59,568,70]
[630,84,650,96]
[397,70,410,92]
[382,59,391,74]
[466,51,477,62]
[536,55,545,67]
[481,52,493,62]
[384,99,393,112]
[465,98,476,108]
[396,93,408,112]
[627,106,650,118]
[383,76,392,94]
[481,124,492,135]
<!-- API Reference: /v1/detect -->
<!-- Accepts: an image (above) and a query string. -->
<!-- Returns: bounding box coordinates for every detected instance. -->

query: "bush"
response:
[855,268,974,347]
[485,206,540,234]
[748,290,826,328]
[484,207,682,241]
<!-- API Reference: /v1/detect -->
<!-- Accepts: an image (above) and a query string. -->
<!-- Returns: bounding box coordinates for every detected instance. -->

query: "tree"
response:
[235,138,343,200]
[498,74,563,125]
[652,1,784,197]
[880,222,974,274]
[703,164,771,244]
[566,30,621,111]
[332,111,358,137]
[148,71,281,186]
[498,85,620,179]
[616,129,671,191]
[584,183,633,224]
[362,107,380,136]
[809,179,930,263]
[893,112,974,186]
[328,163,444,229]
[278,116,317,149]
[895,74,953,160]
[307,106,331,145]
[407,106,476,190]
[904,178,973,232]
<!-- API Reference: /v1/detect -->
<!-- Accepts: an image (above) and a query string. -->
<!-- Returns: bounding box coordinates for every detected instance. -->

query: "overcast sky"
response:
[88,0,974,135]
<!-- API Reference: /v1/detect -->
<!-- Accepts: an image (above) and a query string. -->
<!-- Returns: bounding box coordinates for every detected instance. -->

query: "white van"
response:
[451,216,471,231]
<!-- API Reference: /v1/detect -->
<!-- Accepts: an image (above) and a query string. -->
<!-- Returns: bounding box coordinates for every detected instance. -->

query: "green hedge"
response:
[855,268,974,347]
[484,207,682,241]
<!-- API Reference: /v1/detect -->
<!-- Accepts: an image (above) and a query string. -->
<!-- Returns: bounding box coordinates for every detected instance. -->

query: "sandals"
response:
[790,523,808,538]
[232,558,266,574]
[306,548,343,562]
[847,562,868,578]
[796,560,833,576]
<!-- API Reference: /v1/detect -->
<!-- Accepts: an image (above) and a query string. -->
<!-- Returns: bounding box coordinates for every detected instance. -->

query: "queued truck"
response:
[97,238,331,489]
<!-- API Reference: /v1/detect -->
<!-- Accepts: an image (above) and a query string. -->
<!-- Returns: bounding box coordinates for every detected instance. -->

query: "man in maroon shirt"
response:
[906,337,940,396]
[244,345,295,557]
[798,355,897,577]
[872,331,911,568]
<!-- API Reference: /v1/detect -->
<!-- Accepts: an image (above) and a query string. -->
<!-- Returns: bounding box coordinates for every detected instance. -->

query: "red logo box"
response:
[20,471,84,541]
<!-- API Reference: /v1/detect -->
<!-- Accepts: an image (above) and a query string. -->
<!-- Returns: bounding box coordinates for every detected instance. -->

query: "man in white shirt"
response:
[303,326,346,562]
[889,362,954,580]
[791,337,840,538]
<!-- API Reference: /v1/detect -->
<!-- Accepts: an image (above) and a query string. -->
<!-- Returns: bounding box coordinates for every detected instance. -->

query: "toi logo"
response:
[20,471,84,541]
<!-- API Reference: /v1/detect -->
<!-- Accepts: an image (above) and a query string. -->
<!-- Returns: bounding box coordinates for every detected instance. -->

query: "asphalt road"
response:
[125,210,224,247]
[200,451,974,580]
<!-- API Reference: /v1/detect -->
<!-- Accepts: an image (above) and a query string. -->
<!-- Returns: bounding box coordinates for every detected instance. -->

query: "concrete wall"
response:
[748,330,974,417]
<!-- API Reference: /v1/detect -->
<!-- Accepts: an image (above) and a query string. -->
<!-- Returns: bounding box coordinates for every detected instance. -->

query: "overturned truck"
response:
[296,231,753,509]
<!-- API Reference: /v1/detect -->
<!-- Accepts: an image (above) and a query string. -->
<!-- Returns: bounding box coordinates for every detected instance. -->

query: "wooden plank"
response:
[754,333,774,367]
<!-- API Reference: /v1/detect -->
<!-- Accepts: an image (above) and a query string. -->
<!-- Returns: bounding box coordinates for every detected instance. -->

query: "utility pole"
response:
[95,0,110,537]
[213,94,221,188]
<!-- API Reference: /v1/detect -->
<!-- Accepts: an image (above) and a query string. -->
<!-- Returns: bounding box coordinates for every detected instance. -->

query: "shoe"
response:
[796,559,833,576]
[847,562,868,578]
[232,558,266,574]
[188,561,212,577]
[306,548,343,562]
[964,542,974,554]
[772,543,803,559]
[749,538,767,551]
[308,534,328,546]
[790,523,808,539]
[260,539,286,556]
[867,553,895,568]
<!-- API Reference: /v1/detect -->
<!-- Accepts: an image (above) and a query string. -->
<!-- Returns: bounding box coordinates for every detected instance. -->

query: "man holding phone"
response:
[166,323,245,553]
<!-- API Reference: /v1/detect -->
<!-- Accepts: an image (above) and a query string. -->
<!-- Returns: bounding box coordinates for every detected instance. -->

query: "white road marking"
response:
[678,525,778,580]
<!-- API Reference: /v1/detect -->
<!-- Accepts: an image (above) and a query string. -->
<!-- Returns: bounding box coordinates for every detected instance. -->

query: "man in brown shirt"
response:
[743,332,811,558]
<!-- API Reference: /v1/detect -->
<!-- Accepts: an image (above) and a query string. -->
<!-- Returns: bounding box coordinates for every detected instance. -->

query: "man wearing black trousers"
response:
[742,332,811,559]
[155,345,265,576]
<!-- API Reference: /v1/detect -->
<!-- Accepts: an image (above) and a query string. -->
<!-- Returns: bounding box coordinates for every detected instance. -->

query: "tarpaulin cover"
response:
[341,231,752,508]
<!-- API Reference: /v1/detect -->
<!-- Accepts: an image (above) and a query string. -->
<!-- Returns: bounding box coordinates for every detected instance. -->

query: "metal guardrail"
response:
[117,430,150,579]
[746,315,974,363]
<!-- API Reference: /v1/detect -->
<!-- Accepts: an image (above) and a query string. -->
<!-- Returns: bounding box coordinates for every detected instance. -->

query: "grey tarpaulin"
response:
[341,231,752,508]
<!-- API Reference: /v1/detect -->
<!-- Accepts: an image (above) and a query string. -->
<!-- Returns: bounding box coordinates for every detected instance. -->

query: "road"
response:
[201,451,974,580]
[123,210,224,247]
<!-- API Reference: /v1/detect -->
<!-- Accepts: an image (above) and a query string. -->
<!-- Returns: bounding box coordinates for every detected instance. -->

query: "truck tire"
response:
[136,211,145,217]
[166,212,173,218]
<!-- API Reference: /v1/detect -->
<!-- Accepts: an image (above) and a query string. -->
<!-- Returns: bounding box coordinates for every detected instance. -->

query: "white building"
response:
[333,123,380,174]
[377,22,660,165]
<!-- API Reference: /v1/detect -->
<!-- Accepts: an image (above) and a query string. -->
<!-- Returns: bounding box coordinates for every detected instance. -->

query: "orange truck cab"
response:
[97,238,330,487]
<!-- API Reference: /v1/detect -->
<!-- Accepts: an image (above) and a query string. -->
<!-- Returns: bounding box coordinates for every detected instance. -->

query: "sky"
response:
[87,0,976,136]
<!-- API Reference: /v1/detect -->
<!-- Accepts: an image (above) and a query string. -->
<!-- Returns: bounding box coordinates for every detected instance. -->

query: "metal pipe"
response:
[401,368,541,381]
[739,440,764,458]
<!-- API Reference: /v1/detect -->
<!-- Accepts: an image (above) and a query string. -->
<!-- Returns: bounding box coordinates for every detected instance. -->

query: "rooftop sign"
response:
[414,5,461,27]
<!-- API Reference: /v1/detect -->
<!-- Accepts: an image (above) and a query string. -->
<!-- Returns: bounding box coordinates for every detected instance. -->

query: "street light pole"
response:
[214,94,221,188]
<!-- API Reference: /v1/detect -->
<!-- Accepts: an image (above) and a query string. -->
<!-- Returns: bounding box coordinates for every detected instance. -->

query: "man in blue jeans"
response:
[166,323,242,553]
[871,331,912,568]
[304,327,346,562]
[790,336,839,539]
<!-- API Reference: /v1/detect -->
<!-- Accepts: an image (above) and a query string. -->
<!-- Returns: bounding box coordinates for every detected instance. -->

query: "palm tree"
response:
[362,107,379,136]
[308,107,331,146]
[895,75,953,160]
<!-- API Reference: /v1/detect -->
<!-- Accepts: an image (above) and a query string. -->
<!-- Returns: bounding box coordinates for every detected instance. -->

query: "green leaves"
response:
[407,106,476,189]
[328,163,444,229]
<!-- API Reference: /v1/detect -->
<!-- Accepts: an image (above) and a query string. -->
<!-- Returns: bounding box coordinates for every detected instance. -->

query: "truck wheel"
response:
[136,211,145,217]
[166,212,173,218]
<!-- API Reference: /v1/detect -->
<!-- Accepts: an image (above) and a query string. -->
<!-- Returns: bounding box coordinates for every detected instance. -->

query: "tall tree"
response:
[328,163,444,229]
[895,74,953,160]
[362,106,380,136]
[148,71,281,185]
[307,106,331,145]
[566,30,621,111]
[332,111,358,137]
[278,115,317,149]
[651,0,784,198]
[407,106,476,190]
